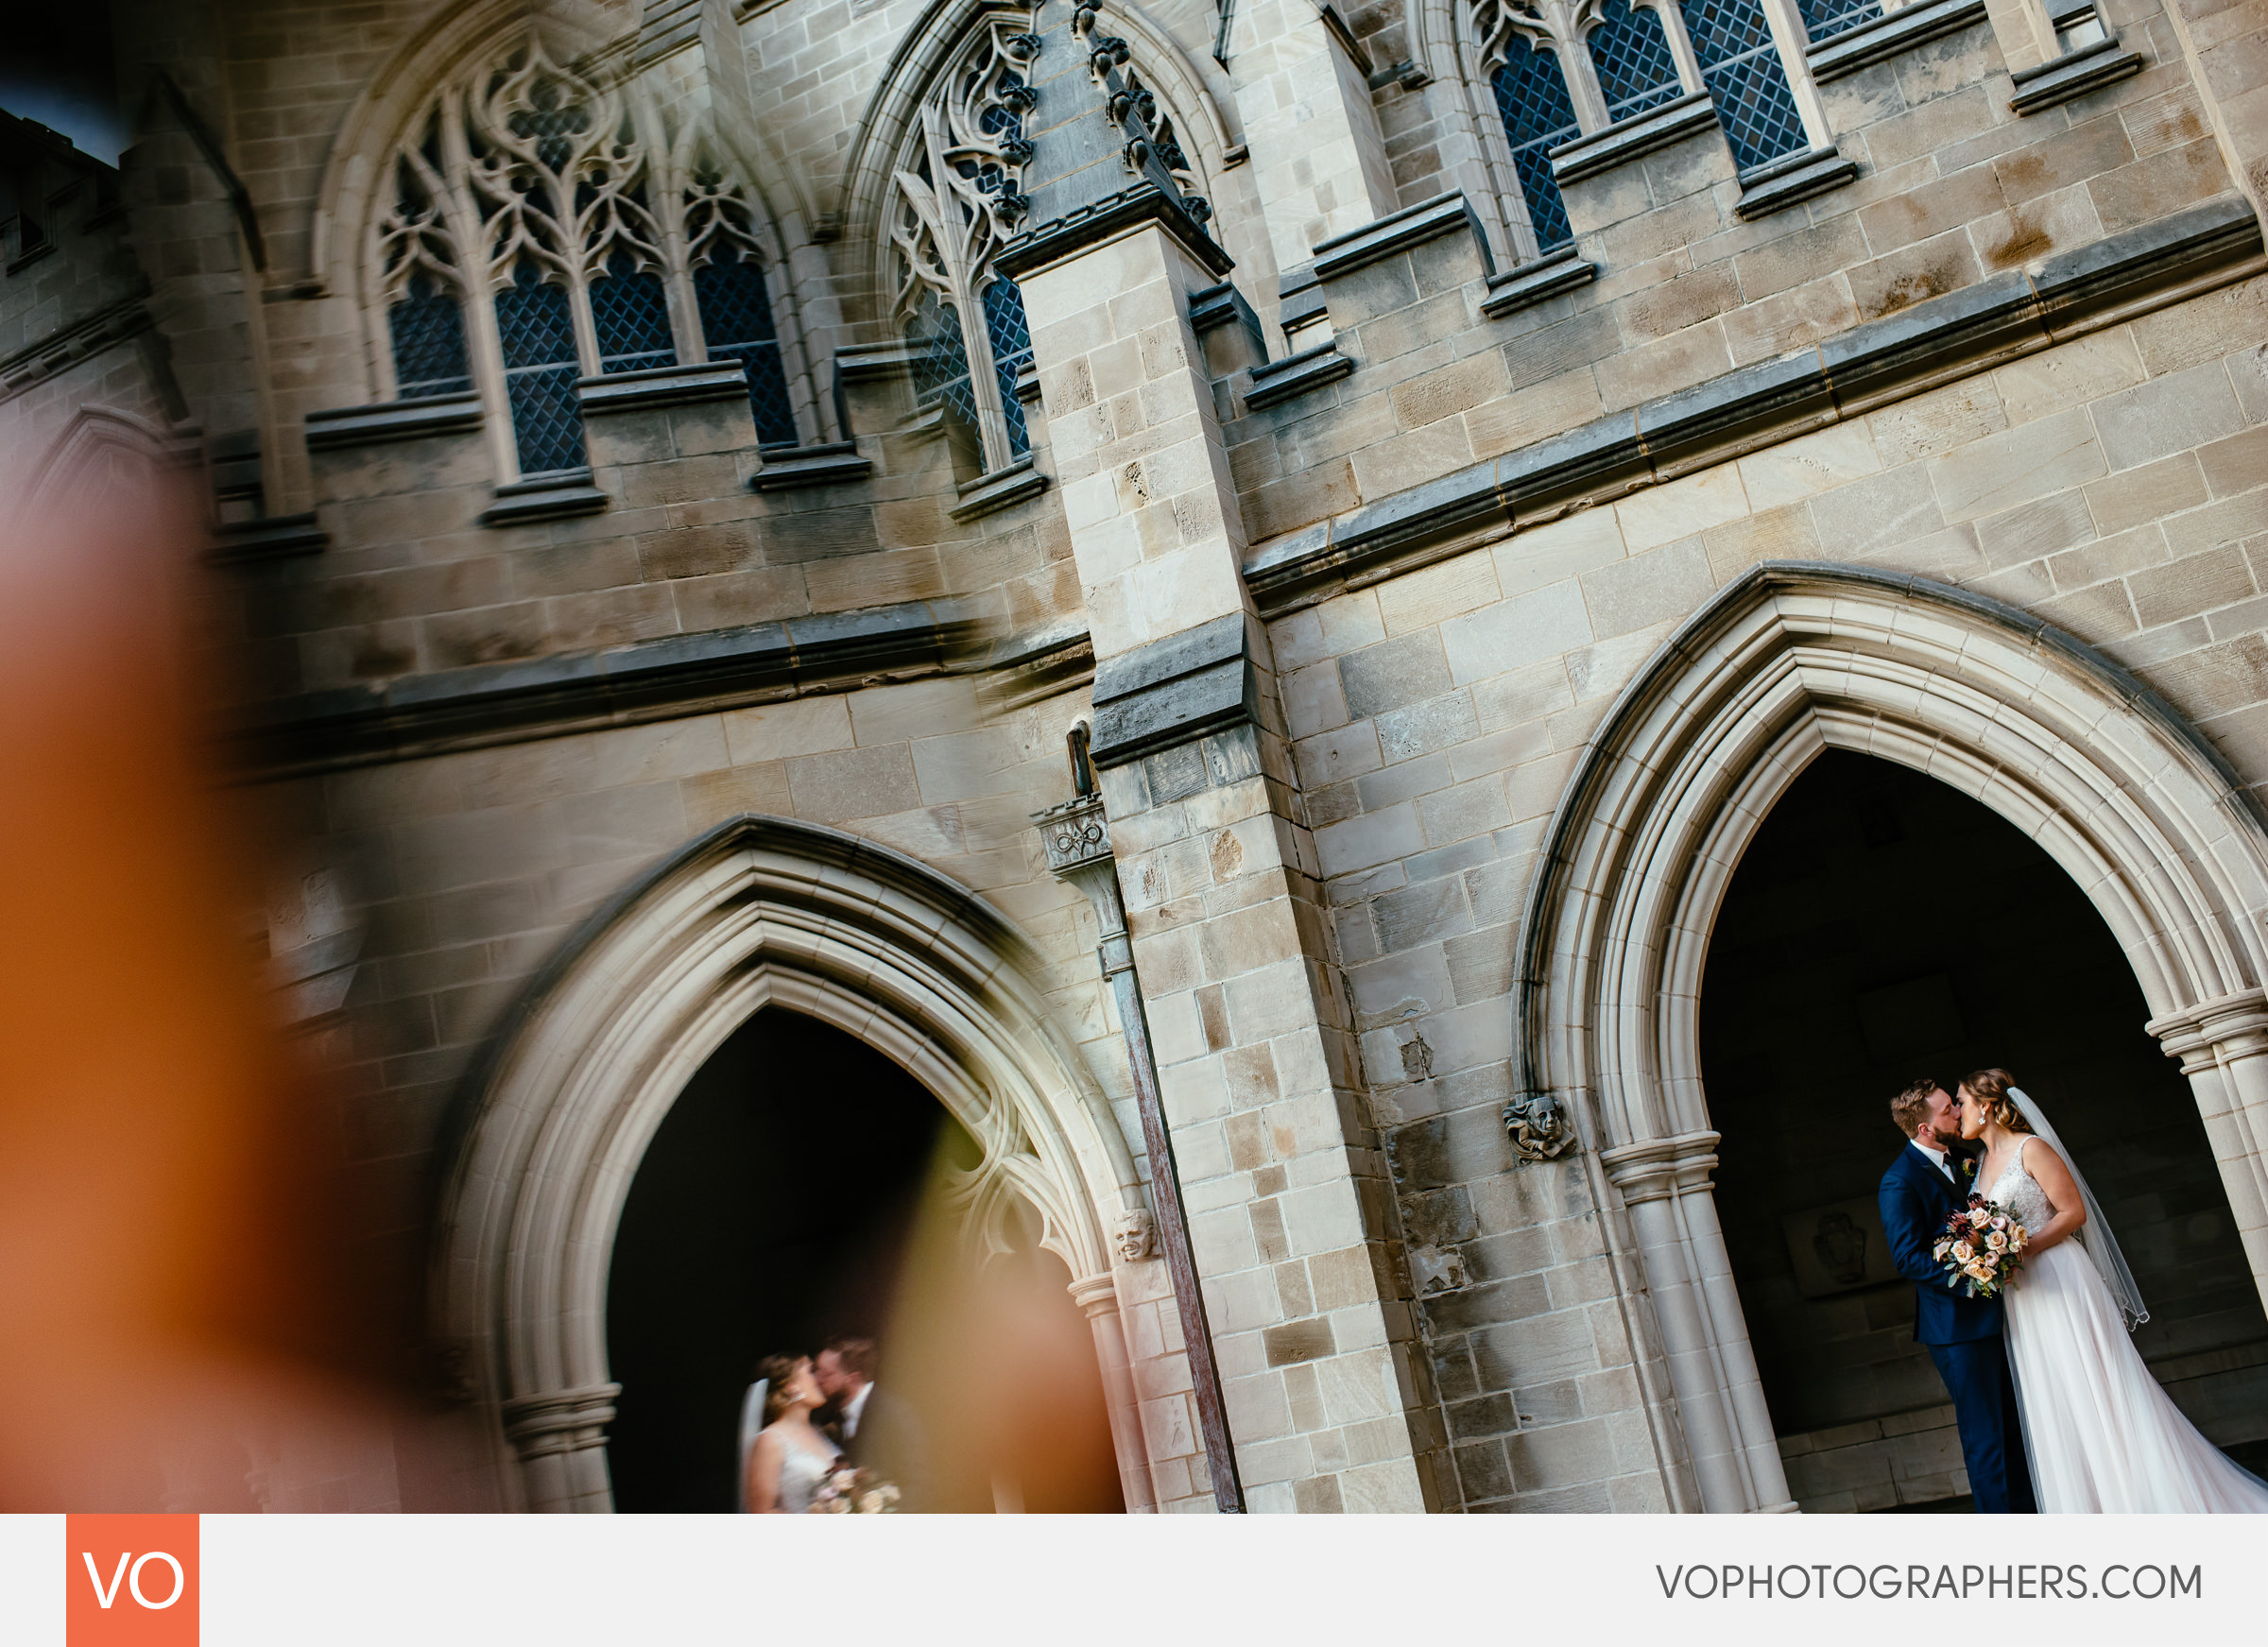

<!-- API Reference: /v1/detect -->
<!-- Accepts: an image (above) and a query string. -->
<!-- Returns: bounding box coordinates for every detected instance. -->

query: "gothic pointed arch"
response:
[433,814,1157,1511]
[26,404,179,509]
[1511,559,2268,1514]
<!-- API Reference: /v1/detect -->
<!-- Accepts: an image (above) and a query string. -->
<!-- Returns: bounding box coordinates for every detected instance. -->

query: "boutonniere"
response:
[1960,1158,1977,1178]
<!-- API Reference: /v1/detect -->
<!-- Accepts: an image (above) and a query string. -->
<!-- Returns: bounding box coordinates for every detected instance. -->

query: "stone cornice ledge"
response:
[950,456,1050,521]
[306,392,483,452]
[480,471,609,526]
[1312,194,1487,282]
[1807,0,1990,81]
[993,181,1233,282]
[576,360,751,414]
[1550,92,1718,187]
[1245,341,1357,411]
[1482,248,1598,318]
[2010,35,2146,115]
[1088,612,1257,768]
[229,598,986,774]
[752,440,874,491]
[1243,195,2262,613]
[1735,146,1862,220]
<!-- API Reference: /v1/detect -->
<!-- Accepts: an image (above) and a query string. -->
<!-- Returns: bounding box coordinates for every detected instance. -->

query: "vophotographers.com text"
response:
[1657,1564,2203,1602]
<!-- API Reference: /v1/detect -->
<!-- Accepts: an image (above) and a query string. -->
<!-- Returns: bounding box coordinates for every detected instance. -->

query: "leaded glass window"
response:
[1588,0,1684,125]
[984,279,1033,457]
[590,249,676,376]
[1490,40,1581,255]
[1796,0,1881,42]
[369,33,813,485]
[388,272,472,399]
[694,248,797,446]
[1678,0,1811,170]
[494,261,584,476]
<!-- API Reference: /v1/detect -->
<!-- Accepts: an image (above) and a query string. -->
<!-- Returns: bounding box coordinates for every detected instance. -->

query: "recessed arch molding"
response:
[433,813,1156,1511]
[1509,559,2268,1513]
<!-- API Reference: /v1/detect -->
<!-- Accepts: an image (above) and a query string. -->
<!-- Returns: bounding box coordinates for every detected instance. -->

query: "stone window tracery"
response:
[885,9,1206,477]
[369,34,801,480]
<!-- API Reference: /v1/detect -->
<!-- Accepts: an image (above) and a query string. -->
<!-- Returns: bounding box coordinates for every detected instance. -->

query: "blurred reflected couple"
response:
[739,1337,929,1513]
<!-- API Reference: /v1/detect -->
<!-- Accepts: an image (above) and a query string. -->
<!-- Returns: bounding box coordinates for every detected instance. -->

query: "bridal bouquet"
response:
[1934,1197,2029,1299]
[811,1464,900,1514]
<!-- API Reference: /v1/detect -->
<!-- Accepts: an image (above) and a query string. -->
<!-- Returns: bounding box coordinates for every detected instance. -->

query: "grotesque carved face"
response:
[1504,1090,1575,1160]
[1111,1208,1153,1262]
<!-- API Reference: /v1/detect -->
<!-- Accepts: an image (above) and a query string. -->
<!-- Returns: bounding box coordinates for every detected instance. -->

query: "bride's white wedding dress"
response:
[1990,1139,2268,1513]
[769,1430,841,1514]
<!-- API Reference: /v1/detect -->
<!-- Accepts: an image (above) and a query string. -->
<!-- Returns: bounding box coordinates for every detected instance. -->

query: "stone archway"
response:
[434,814,1158,1512]
[1515,560,2268,1513]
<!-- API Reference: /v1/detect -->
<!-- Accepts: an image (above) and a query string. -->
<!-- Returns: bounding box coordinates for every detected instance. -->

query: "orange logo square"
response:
[66,1516,198,1647]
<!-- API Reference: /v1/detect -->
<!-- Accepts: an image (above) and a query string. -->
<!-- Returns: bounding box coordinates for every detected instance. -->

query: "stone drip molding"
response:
[1244,195,2267,616]
[230,598,985,776]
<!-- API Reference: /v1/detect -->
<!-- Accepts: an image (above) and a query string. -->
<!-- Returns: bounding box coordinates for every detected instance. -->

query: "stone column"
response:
[1073,1263,1163,1512]
[2149,989,2268,1307]
[994,3,1446,1514]
[1600,1132,1796,1513]
[1226,0,1401,283]
[501,1382,622,1513]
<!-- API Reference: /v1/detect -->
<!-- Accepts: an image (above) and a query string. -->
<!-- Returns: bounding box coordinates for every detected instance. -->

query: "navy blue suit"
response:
[1879,1142,2036,1514]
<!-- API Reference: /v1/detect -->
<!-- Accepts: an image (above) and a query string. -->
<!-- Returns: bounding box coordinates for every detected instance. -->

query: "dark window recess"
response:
[493,259,585,475]
[590,248,677,376]
[387,271,472,399]
[693,248,798,445]
[909,287,980,443]
[1490,38,1580,253]
[1589,0,1685,124]
[1679,0,1812,171]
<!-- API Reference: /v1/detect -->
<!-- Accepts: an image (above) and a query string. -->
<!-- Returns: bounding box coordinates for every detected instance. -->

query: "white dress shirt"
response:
[842,1381,873,1440]
[1909,1138,1956,1184]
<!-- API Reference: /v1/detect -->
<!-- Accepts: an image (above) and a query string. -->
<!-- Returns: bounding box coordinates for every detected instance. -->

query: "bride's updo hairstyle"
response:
[1959,1068,2035,1135]
[754,1352,805,1425]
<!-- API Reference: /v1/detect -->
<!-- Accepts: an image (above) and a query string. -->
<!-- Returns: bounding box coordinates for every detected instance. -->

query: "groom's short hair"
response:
[1890,1078,1940,1136]
[824,1336,878,1381]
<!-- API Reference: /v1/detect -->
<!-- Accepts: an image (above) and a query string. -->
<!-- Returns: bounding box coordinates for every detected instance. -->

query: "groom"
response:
[1879,1078,2036,1514]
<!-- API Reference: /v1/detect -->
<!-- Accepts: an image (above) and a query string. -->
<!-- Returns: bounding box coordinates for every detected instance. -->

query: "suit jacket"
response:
[1879,1142,2004,1346]
[843,1385,931,1510]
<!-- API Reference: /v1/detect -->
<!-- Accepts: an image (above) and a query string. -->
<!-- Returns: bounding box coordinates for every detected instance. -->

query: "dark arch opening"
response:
[604,1006,1125,1512]
[1700,750,2268,1511]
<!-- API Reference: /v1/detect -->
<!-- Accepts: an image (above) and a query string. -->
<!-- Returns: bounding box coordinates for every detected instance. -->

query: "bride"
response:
[741,1353,840,1514]
[1956,1068,2268,1512]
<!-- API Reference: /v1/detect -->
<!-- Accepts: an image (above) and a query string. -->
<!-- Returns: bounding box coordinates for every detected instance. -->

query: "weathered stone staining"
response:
[8,0,2268,1517]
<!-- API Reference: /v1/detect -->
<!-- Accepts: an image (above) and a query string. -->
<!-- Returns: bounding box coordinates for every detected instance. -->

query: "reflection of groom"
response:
[816,1337,931,1511]
[1879,1079,2036,1514]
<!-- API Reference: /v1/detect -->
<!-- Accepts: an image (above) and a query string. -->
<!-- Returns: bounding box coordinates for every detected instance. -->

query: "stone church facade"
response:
[8,0,2268,1513]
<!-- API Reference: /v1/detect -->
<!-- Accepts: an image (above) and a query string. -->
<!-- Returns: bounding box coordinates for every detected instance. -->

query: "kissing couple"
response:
[738,1337,930,1513]
[1880,1068,2268,1513]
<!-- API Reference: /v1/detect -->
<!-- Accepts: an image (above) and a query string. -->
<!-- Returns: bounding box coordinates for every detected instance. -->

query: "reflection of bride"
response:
[1956,1069,2268,1513]
[740,1353,840,1514]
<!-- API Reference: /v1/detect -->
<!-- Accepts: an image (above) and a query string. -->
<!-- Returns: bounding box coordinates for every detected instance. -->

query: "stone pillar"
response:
[1601,1132,1796,1514]
[1226,0,1401,283]
[1040,792,1245,1511]
[502,1382,621,1513]
[994,5,1445,1513]
[1070,1272,1162,1513]
[2149,989,2268,1307]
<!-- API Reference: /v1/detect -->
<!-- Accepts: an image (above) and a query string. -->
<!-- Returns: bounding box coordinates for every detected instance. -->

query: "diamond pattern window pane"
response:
[388,272,471,399]
[694,249,797,445]
[984,277,1033,457]
[1678,0,1811,170]
[493,260,585,474]
[591,249,677,375]
[1798,0,1881,41]
[910,289,980,441]
[1589,0,1684,125]
[1490,41,1580,254]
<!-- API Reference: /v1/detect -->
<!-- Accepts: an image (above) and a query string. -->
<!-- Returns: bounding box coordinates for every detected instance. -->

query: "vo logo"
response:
[66,1516,197,1646]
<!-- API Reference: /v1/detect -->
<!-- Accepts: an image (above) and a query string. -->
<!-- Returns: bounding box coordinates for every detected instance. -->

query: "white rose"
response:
[1985,1230,2007,1251]
[1951,1240,1975,1263]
